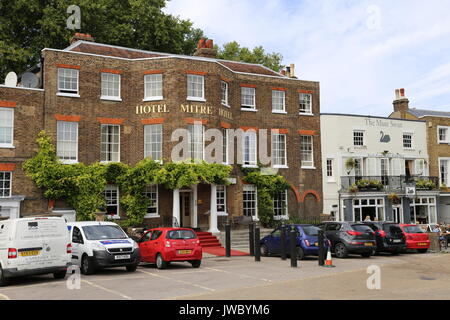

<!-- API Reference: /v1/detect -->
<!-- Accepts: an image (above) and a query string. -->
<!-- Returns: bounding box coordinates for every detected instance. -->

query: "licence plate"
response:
[418,242,428,246]
[393,239,402,243]
[178,250,192,255]
[364,242,374,246]
[114,254,131,260]
[19,250,40,257]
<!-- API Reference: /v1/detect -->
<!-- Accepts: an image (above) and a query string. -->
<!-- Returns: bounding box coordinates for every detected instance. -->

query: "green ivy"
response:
[23,131,232,225]
[241,166,290,228]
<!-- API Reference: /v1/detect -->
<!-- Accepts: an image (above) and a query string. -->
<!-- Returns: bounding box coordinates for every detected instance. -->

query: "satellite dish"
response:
[4,72,17,87]
[21,72,39,88]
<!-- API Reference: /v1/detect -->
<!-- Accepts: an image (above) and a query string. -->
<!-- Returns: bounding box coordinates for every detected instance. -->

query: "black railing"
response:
[340,175,439,192]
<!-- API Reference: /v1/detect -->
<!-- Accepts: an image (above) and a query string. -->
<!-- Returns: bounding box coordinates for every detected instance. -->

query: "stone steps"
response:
[217,228,273,248]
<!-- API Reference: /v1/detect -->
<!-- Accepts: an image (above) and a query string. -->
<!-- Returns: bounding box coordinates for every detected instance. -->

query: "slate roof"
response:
[408,108,450,118]
[66,41,283,77]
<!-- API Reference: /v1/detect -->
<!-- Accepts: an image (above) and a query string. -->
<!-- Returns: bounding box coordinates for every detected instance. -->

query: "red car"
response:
[138,227,202,269]
[399,224,430,253]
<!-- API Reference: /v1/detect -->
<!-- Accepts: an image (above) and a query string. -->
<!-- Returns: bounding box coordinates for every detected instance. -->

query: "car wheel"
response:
[81,254,95,275]
[360,252,371,258]
[260,244,270,257]
[190,260,201,268]
[156,253,168,270]
[126,264,138,272]
[334,243,349,259]
[296,247,305,260]
[0,265,9,287]
[418,249,428,254]
[53,270,67,279]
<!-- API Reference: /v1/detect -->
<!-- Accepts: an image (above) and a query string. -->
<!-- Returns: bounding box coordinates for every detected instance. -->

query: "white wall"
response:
[320,114,429,215]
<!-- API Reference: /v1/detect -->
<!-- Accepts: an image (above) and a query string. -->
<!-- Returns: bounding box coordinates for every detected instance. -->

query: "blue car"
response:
[260,224,330,260]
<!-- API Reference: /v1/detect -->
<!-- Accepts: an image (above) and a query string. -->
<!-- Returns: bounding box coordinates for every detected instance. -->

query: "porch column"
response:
[172,189,180,227]
[208,184,220,233]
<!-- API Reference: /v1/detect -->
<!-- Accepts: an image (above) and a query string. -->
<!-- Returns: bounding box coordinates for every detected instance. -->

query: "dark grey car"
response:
[362,221,406,254]
[318,222,376,258]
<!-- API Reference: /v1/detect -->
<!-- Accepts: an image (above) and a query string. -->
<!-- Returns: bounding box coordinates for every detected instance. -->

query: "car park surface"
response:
[0,251,448,300]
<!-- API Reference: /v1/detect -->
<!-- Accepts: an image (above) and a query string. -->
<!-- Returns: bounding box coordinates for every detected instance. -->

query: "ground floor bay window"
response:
[353,198,384,222]
[243,184,257,219]
[273,190,288,220]
[410,197,437,224]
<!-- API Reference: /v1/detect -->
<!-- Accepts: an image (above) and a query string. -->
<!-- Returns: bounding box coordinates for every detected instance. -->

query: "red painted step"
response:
[195,231,222,248]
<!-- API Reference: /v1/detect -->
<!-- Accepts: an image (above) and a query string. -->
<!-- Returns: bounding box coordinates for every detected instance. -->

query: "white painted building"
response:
[321,113,440,224]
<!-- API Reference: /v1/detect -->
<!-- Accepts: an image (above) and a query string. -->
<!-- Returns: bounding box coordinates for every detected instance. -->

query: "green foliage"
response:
[0,0,205,80]
[415,179,436,190]
[24,132,232,225]
[355,179,383,190]
[345,158,356,174]
[216,41,283,72]
[242,167,290,228]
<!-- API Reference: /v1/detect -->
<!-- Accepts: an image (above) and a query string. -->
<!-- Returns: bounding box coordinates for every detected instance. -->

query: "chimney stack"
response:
[70,32,95,44]
[193,38,217,58]
[280,64,297,78]
[393,88,409,113]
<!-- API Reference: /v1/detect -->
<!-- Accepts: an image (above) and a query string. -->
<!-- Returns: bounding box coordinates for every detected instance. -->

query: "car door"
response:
[285,226,300,251]
[266,228,282,253]
[147,230,163,262]
[139,231,152,262]
[71,226,84,266]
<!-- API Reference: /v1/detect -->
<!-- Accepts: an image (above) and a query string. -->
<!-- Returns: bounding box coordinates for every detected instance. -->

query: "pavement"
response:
[0,251,449,300]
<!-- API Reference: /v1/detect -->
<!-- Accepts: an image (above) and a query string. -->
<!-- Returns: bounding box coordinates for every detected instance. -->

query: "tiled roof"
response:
[408,108,450,118]
[66,41,284,77]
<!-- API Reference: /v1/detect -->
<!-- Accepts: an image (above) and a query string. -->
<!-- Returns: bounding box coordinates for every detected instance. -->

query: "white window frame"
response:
[326,158,334,182]
[352,198,385,222]
[300,135,314,169]
[188,124,204,161]
[0,171,12,198]
[216,185,227,215]
[403,132,414,150]
[57,121,78,164]
[353,130,365,147]
[0,108,14,148]
[57,68,79,97]
[222,128,228,165]
[187,74,205,102]
[243,130,257,167]
[410,197,437,224]
[273,190,288,220]
[243,184,258,219]
[437,126,450,144]
[272,90,286,113]
[144,74,163,101]
[439,158,450,186]
[221,81,229,107]
[100,72,121,101]
[143,185,159,218]
[100,124,120,163]
[104,185,120,219]
[299,93,312,115]
[144,124,163,163]
[272,133,287,168]
[241,87,256,111]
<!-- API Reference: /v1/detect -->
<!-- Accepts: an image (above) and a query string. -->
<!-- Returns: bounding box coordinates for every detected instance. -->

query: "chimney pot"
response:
[205,39,213,49]
[393,88,409,113]
[400,88,405,97]
[70,33,95,44]
[194,38,217,58]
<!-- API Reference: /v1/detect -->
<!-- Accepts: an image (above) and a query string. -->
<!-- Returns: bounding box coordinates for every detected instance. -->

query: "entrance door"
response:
[393,205,403,223]
[180,192,191,228]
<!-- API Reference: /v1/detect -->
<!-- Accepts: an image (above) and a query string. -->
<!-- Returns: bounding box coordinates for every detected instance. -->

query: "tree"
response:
[0,0,205,80]
[216,41,284,72]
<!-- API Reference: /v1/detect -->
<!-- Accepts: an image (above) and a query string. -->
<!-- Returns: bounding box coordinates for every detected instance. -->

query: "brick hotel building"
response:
[0,34,323,231]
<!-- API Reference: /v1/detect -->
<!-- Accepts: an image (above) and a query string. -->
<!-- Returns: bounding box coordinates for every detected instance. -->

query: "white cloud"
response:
[165,0,450,116]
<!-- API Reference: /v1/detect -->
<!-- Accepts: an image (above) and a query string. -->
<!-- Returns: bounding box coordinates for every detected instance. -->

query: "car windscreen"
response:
[302,225,320,236]
[82,225,127,240]
[403,226,424,234]
[166,230,196,240]
[383,224,403,235]
[351,224,374,232]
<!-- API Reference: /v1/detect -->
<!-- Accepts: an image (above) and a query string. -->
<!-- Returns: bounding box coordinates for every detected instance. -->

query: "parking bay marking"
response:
[82,279,132,300]
[138,270,215,292]
[0,293,10,300]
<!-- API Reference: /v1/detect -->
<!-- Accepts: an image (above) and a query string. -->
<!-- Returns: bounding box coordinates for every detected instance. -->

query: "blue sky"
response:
[165,0,450,116]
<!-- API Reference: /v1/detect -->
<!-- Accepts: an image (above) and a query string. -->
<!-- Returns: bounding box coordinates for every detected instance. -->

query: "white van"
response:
[67,221,140,275]
[0,217,71,286]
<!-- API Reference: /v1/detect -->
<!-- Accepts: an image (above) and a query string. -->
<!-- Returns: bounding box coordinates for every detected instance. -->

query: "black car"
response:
[318,222,376,258]
[361,221,406,255]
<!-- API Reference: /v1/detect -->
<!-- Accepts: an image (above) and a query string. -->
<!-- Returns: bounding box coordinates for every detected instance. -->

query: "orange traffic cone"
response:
[323,247,335,268]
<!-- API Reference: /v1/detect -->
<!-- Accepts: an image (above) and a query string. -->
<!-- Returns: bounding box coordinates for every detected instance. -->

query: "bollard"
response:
[290,227,297,267]
[254,225,261,262]
[225,220,231,257]
[249,223,255,256]
[318,229,325,266]
[280,223,287,261]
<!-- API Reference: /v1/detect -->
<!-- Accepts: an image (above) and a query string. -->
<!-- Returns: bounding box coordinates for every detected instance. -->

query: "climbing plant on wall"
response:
[23,131,232,224]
